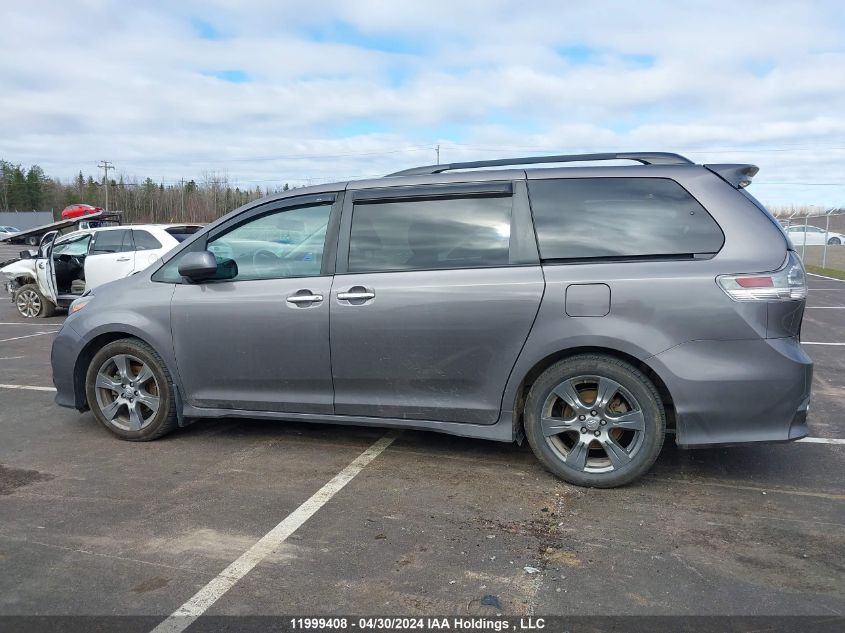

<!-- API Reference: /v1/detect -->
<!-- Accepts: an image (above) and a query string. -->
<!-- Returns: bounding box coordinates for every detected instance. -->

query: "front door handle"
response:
[286,293,323,304]
[116,257,131,262]
[337,291,375,301]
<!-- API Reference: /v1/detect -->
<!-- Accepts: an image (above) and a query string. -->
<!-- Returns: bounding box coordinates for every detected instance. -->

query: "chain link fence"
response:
[779,210,845,278]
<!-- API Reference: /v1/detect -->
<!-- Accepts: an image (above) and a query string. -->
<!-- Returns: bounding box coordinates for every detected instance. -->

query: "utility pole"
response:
[98,161,114,212]
[180,178,185,222]
[435,144,440,165]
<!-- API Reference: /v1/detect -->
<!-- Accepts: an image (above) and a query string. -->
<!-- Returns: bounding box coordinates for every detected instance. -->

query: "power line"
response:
[434,142,845,153]
[107,145,437,164]
[755,182,844,186]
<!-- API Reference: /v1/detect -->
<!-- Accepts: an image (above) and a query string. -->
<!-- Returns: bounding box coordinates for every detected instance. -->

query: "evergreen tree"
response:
[24,165,46,209]
[8,165,28,210]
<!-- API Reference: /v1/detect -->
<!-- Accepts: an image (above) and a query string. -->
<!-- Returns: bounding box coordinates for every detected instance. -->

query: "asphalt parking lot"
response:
[0,275,843,623]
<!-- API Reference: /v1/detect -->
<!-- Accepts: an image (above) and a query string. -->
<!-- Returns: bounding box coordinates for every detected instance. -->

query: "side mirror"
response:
[19,250,36,260]
[177,250,237,282]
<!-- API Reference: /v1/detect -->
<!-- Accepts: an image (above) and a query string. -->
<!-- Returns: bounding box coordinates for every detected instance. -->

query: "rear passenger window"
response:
[348,196,512,273]
[133,230,162,251]
[528,178,724,260]
[90,229,132,255]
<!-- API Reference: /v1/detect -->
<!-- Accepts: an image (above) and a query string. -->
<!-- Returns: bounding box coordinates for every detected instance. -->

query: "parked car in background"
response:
[784,224,845,245]
[0,225,21,238]
[50,152,811,488]
[2,223,202,317]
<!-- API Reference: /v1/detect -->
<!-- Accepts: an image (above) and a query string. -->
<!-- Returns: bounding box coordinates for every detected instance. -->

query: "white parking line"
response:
[0,322,62,326]
[0,331,55,344]
[150,431,400,633]
[0,383,56,392]
[797,437,845,445]
[805,307,845,309]
[802,342,845,346]
[808,272,845,283]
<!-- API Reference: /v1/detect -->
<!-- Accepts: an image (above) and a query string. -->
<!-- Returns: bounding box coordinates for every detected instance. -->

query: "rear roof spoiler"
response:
[705,164,759,189]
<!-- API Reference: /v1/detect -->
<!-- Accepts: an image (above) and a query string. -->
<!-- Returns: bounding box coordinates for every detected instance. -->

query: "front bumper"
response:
[649,336,812,447]
[51,321,86,410]
[4,279,19,301]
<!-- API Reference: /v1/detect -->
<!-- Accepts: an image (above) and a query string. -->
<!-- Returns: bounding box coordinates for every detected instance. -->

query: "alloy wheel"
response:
[541,375,646,473]
[16,289,41,318]
[93,354,161,431]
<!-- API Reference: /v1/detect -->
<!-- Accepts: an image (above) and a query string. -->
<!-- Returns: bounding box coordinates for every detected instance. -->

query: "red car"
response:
[61,204,103,220]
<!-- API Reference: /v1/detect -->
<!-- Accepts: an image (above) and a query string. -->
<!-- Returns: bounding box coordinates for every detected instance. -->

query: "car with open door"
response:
[2,223,202,317]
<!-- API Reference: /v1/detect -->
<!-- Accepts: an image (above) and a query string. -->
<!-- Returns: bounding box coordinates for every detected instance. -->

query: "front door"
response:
[35,230,59,302]
[169,194,340,414]
[330,182,544,424]
[85,228,136,288]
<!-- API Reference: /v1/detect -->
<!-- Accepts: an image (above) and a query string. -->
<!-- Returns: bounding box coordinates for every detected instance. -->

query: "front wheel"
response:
[524,354,665,488]
[85,338,178,441]
[14,284,55,318]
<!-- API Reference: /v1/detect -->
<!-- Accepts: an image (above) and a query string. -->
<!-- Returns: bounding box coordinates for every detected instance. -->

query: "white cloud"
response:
[0,0,843,206]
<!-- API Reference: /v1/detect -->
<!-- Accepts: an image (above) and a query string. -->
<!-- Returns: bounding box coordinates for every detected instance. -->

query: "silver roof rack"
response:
[387,152,694,177]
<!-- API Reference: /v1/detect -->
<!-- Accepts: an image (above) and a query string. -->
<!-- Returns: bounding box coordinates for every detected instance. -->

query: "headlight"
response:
[69,296,93,314]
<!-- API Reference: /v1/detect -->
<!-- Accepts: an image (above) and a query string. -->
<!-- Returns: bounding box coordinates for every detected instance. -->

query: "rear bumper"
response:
[649,337,812,447]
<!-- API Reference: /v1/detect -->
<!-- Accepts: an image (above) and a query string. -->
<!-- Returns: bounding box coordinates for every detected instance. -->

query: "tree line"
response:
[3,158,838,225]
[0,160,292,224]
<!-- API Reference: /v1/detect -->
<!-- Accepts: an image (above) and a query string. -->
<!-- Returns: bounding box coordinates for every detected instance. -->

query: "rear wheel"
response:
[14,284,55,318]
[85,338,178,441]
[828,237,841,245]
[524,354,665,488]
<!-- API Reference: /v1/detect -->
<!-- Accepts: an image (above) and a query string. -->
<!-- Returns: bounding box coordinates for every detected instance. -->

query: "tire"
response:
[14,283,56,318]
[524,354,665,488]
[85,338,178,441]
[828,237,841,245]
[27,236,38,246]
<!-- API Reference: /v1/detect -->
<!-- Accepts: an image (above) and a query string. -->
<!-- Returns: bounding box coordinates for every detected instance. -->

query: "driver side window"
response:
[207,203,332,281]
[52,235,91,256]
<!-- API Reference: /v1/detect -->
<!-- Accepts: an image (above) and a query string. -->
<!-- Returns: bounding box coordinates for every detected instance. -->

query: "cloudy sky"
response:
[1,0,844,208]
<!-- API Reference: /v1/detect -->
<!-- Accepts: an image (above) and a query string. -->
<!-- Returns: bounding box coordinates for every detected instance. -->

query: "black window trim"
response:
[352,182,512,203]
[525,176,725,264]
[123,228,135,253]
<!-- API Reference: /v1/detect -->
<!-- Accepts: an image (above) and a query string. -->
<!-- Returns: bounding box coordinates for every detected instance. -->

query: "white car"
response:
[0,225,20,238]
[2,224,202,317]
[784,224,845,245]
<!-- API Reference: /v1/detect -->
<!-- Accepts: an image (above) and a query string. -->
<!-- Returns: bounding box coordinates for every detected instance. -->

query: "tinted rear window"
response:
[90,229,132,254]
[528,178,724,260]
[165,226,203,243]
[133,230,163,250]
[348,195,512,273]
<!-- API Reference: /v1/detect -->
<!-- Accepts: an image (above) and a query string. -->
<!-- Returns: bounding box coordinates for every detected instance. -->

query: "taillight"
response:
[717,251,807,302]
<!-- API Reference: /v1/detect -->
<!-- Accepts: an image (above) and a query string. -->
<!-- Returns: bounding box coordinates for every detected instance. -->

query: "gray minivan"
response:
[51,153,812,487]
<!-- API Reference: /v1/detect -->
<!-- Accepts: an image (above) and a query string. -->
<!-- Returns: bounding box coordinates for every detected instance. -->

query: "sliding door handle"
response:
[337,291,375,301]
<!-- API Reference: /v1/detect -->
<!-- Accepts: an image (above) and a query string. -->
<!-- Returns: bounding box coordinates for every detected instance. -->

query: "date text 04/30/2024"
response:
[289,618,547,631]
